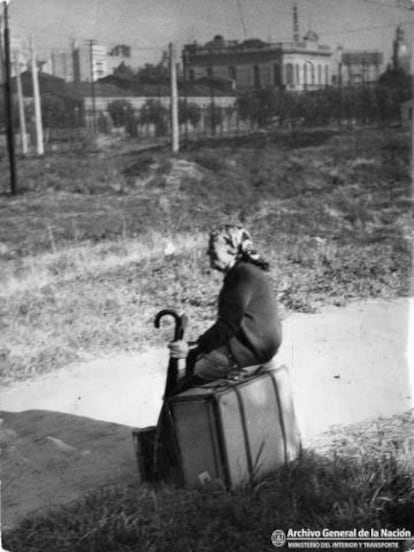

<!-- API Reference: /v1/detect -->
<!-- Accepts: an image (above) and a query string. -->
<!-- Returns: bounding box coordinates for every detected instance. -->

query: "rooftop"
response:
[184,33,332,57]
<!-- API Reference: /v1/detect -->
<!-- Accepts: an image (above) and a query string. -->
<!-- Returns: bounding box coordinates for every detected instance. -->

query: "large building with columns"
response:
[182,32,333,92]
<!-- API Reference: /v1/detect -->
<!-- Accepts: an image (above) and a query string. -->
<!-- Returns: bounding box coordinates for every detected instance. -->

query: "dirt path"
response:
[1,298,413,530]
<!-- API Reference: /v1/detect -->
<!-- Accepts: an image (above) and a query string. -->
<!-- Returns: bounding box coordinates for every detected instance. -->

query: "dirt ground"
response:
[1,297,413,530]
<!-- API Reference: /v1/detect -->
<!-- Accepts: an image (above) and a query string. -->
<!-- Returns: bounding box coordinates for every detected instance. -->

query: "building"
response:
[0,36,29,81]
[338,50,384,87]
[50,50,74,82]
[43,42,149,83]
[67,81,236,114]
[73,42,109,82]
[182,32,333,92]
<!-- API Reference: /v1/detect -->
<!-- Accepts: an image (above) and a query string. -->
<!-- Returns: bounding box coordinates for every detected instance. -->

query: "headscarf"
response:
[209,225,270,271]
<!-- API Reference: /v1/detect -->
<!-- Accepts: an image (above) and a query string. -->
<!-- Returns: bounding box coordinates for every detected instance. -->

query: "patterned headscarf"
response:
[209,225,270,270]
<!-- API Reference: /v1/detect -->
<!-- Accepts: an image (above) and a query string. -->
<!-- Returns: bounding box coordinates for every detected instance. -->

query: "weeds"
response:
[0,128,413,546]
[0,128,412,383]
[3,412,413,551]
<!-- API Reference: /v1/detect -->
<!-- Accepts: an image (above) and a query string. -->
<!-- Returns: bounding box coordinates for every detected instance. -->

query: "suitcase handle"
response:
[200,371,257,389]
[199,362,282,390]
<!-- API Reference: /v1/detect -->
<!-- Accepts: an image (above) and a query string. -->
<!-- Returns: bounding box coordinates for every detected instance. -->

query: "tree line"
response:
[0,63,410,136]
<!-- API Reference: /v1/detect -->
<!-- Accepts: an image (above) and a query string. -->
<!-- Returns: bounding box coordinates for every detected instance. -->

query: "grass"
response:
[3,411,414,551]
[0,127,413,544]
[0,127,412,384]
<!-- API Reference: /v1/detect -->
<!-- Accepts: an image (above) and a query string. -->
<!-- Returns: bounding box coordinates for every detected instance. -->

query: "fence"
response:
[1,84,407,154]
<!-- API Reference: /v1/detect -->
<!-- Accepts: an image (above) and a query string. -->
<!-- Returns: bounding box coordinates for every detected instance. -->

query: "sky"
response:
[5,0,414,69]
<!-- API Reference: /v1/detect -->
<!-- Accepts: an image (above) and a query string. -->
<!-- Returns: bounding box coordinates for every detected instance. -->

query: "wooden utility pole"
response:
[182,48,189,145]
[14,51,28,155]
[208,49,216,136]
[410,23,414,192]
[0,11,4,82]
[169,42,179,153]
[3,0,17,194]
[30,39,44,155]
[88,39,97,136]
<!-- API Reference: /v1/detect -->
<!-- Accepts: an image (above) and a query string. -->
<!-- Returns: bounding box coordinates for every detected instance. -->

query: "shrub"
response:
[139,100,169,136]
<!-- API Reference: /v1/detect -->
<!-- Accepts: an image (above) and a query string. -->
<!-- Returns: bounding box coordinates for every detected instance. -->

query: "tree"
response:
[136,62,169,85]
[375,85,398,124]
[378,65,411,102]
[113,61,136,81]
[36,93,83,128]
[178,101,201,127]
[139,100,168,135]
[107,99,134,127]
[237,89,281,127]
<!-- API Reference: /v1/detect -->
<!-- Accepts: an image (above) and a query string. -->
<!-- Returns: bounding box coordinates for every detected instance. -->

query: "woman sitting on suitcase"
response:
[169,225,282,384]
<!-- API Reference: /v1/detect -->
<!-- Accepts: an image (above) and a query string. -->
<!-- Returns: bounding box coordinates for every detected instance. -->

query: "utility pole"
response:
[88,39,96,137]
[169,42,179,153]
[0,11,4,82]
[397,2,414,192]
[209,49,216,136]
[14,51,28,155]
[409,19,414,192]
[3,0,17,194]
[30,39,44,155]
[337,46,343,127]
[182,48,189,145]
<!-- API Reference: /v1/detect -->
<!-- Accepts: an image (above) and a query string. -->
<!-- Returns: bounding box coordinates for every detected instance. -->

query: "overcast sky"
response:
[6,0,413,67]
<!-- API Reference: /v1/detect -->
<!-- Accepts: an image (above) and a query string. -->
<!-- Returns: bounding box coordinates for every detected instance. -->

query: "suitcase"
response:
[168,364,301,490]
[132,426,157,482]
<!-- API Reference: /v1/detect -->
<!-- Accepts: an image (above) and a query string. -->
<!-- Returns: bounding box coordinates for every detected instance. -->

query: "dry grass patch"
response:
[0,231,204,297]
[3,411,414,552]
[0,128,412,382]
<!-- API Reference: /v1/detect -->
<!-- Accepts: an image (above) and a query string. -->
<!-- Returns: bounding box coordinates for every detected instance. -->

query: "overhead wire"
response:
[318,19,414,39]
[235,0,248,38]
[360,0,412,10]
[10,22,166,51]
[9,0,413,61]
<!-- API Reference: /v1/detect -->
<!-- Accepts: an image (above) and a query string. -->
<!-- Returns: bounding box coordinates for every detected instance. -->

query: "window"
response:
[207,66,213,78]
[296,64,300,86]
[254,65,261,88]
[273,63,281,86]
[228,66,237,80]
[325,65,329,85]
[286,63,294,86]
[303,63,308,86]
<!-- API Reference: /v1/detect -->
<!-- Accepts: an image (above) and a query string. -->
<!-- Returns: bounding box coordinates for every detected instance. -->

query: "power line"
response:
[318,19,414,39]
[360,0,413,10]
[235,0,248,38]
[11,23,166,50]
[8,0,412,62]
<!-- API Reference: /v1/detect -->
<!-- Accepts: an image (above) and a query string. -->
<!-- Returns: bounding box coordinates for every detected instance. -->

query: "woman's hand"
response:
[168,340,190,359]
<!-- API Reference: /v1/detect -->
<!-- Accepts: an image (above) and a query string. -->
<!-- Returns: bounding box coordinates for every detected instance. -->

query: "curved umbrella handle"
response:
[154,309,187,341]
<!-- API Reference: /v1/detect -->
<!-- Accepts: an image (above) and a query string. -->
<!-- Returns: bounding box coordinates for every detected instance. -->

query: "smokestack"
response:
[293,3,300,43]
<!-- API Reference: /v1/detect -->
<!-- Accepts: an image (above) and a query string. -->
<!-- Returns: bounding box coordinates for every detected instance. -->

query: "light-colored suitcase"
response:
[169,364,301,490]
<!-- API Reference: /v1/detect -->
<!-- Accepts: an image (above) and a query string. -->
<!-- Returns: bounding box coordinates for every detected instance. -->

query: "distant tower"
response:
[392,25,410,72]
[293,3,300,43]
